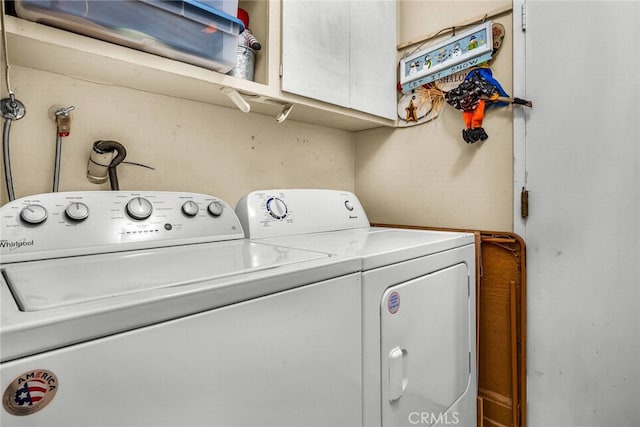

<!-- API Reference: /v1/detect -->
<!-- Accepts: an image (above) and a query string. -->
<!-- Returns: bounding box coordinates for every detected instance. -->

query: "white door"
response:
[380,263,471,426]
[514,1,640,426]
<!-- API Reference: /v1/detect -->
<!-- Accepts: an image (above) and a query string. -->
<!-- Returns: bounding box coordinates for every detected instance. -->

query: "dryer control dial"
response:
[266,197,288,219]
[20,204,48,224]
[126,197,153,220]
[65,202,90,221]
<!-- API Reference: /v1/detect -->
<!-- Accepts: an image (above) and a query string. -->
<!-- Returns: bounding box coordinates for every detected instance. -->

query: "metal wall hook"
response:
[221,87,250,113]
[221,88,294,123]
[276,104,294,123]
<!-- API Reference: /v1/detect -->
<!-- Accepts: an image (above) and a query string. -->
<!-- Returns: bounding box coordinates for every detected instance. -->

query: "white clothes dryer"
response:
[236,189,477,427]
[0,191,362,427]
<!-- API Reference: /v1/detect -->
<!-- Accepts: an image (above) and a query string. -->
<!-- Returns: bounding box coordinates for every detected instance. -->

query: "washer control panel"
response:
[235,189,370,239]
[0,191,244,262]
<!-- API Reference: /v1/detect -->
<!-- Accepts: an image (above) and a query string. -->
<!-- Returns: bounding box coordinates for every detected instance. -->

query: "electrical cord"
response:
[121,161,155,170]
[1,0,13,96]
[1,0,13,201]
[1,0,26,202]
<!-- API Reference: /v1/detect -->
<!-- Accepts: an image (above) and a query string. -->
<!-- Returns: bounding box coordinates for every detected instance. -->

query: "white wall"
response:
[2,2,513,231]
[0,66,355,206]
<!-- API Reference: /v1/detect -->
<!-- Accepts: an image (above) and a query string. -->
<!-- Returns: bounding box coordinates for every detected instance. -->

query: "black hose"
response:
[3,118,14,200]
[92,140,127,191]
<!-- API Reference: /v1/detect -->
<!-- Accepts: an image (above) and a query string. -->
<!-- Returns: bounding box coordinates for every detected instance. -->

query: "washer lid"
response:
[3,240,329,312]
[1,240,360,362]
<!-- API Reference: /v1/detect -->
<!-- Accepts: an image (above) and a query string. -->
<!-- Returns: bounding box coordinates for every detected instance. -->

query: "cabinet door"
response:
[350,0,397,120]
[281,0,350,108]
[282,0,397,119]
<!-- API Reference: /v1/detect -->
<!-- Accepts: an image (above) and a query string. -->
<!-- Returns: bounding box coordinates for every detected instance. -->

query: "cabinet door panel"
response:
[282,0,350,108]
[350,0,397,119]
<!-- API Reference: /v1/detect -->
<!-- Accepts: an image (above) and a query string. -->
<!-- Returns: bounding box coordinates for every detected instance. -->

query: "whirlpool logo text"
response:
[0,239,34,251]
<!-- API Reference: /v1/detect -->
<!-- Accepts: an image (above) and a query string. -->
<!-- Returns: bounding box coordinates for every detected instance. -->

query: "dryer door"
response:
[380,263,471,426]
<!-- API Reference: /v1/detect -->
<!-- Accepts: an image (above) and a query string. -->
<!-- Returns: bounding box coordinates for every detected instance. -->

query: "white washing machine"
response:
[236,189,477,427]
[0,191,363,427]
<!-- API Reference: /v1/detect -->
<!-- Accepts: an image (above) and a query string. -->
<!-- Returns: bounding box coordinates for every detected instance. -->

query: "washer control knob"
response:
[266,197,287,219]
[65,202,90,221]
[182,200,199,217]
[207,201,224,217]
[20,204,48,224]
[344,200,354,211]
[126,197,153,220]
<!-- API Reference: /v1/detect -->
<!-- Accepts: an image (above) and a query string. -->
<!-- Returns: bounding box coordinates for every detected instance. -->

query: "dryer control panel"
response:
[0,191,244,262]
[236,189,370,239]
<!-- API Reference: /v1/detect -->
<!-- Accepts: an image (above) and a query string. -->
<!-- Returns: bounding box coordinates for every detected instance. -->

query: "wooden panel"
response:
[479,239,525,427]
[481,394,513,427]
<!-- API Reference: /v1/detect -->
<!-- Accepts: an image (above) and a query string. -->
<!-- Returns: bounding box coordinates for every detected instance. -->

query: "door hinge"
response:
[521,1,527,32]
[521,187,529,219]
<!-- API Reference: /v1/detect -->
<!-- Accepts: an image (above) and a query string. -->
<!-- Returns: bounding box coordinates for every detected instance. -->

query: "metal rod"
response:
[52,133,63,192]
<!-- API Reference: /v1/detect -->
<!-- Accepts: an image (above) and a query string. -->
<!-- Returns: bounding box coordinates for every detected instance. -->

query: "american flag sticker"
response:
[3,370,58,416]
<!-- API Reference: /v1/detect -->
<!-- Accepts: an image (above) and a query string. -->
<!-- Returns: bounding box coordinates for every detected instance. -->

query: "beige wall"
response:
[355,1,514,231]
[2,1,514,233]
[0,66,354,207]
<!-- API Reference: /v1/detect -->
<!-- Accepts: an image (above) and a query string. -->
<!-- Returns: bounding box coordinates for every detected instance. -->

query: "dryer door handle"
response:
[388,346,408,403]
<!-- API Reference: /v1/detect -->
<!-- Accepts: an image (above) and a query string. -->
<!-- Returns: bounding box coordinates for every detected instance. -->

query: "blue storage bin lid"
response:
[140,0,245,34]
[186,0,245,33]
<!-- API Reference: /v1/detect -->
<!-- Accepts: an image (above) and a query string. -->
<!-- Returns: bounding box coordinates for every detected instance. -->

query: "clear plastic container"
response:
[15,0,244,73]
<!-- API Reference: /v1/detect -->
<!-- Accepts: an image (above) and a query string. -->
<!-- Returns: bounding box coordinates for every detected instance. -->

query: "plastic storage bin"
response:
[14,0,244,73]
[196,0,237,17]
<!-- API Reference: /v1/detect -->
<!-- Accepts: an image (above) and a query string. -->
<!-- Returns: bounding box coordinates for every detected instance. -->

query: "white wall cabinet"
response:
[281,0,397,120]
[2,0,396,131]
[281,1,351,109]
